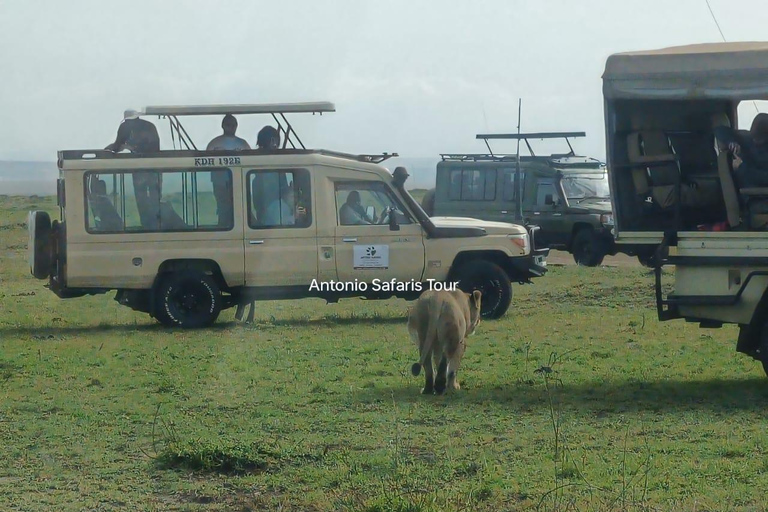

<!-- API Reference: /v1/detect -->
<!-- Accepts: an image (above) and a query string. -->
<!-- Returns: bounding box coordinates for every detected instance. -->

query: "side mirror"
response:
[544,194,555,205]
[388,207,400,231]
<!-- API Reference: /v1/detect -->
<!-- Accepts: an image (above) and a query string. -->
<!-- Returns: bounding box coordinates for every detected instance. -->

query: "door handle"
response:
[249,240,265,245]
[342,237,358,243]
[501,210,508,214]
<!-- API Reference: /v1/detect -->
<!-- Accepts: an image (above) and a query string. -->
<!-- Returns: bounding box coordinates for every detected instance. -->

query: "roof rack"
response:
[439,153,520,162]
[59,148,397,165]
[138,102,335,117]
[475,131,586,157]
[126,102,336,152]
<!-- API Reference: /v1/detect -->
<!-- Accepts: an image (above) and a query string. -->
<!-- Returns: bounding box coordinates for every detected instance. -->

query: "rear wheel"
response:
[154,270,222,328]
[635,245,661,268]
[454,260,512,320]
[571,228,606,267]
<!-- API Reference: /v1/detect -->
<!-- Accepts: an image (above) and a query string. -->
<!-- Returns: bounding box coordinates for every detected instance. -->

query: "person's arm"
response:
[340,204,369,225]
[714,125,739,148]
[105,121,130,152]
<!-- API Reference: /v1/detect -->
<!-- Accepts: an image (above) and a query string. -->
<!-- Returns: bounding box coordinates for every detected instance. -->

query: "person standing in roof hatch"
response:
[207,114,249,226]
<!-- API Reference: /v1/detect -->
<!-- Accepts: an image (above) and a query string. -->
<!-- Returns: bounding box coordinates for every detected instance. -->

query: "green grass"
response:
[2,195,768,511]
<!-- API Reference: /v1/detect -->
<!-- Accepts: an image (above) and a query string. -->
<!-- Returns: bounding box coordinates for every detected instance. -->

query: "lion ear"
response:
[471,290,482,305]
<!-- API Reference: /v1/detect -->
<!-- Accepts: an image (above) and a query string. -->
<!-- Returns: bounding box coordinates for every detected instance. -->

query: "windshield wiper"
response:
[573,195,609,203]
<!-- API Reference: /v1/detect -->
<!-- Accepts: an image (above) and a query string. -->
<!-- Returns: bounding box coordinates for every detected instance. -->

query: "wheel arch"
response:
[448,250,519,282]
[568,222,595,250]
[150,259,227,317]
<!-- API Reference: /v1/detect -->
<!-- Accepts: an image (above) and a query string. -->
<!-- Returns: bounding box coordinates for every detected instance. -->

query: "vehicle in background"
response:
[422,132,642,266]
[28,102,548,328]
[603,42,768,375]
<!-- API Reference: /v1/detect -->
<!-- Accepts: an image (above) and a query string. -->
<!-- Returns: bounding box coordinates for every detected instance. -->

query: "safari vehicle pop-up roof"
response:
[61,101,398,164]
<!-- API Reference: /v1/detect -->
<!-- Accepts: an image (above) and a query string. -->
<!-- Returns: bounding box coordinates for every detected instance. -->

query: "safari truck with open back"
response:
[28,102,548,328]
[422,132,633,266]
[602,42,768,374]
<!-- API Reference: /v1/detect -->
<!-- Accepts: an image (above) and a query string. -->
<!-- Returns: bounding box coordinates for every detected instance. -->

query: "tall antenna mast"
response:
[515,98,523,222]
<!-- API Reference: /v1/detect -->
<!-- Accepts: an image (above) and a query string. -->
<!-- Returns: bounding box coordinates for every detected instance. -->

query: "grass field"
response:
[2,195,768,511]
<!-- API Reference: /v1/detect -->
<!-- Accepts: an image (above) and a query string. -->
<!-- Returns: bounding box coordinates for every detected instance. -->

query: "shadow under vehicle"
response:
[27,102,548,327]
[422,132,644,266]
[603,42,768,375]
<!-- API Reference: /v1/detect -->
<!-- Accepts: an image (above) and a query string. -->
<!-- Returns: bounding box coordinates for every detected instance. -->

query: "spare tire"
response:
[28,211,52,279]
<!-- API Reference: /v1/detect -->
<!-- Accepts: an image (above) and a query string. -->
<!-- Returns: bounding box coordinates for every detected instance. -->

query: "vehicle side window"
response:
[84,169,232,233]
[535,178,557,206]
[247,169,312,229]
[335,181,413,226]
[502,169,525,202]
[448,169,496,201]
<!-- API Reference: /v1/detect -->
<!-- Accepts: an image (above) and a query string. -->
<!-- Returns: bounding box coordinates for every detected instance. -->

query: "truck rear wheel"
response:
[154,270,222,328]
[571,228,606,267]
[455,260,512,320]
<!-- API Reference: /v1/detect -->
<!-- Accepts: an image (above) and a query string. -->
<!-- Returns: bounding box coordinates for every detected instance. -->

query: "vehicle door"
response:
[524,175,563,247]
[244,168,318,287]
[494,167,525,224]
[333,180,425,283]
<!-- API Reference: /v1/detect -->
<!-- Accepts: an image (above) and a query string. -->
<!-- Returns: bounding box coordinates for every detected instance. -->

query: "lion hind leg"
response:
[446,340,466,391]
[434,353,448,395]
[421,350,435,395]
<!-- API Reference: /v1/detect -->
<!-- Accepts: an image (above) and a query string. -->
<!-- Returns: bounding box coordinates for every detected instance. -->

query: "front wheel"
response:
[454,260,512,320]
[571,229,606,267]
[154,270,222,328]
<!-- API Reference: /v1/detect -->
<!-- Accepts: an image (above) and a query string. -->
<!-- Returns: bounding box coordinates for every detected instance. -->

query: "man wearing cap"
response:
[105,112,162,229]
[207,115,250,226]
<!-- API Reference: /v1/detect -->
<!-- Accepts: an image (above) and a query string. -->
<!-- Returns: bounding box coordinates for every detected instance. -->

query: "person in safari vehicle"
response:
[715,112,768,188]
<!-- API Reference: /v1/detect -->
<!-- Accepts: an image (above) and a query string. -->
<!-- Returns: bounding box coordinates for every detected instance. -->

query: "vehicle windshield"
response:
[561,171,610,201]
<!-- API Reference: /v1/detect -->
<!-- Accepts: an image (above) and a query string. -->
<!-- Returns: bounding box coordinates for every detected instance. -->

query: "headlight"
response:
[508,233,530,254]
[600,213,614,226]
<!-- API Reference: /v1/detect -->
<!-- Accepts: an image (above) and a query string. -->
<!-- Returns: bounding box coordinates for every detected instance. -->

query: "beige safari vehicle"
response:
[603,43,768,374]
[28,103,548,328]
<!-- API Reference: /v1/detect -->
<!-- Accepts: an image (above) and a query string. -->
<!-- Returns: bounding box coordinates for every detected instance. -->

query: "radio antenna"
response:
[515,98,524,222]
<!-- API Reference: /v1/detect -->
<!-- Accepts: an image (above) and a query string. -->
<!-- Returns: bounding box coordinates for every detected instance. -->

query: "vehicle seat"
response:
[626,131,720,209]
[713,113,768,229]
[89,179,123,231]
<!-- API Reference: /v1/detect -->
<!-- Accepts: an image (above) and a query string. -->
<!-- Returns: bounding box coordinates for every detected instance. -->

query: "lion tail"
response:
[411,300,444,376]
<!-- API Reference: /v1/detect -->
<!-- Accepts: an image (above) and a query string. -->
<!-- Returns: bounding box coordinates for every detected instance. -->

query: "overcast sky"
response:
[1,0,766,166]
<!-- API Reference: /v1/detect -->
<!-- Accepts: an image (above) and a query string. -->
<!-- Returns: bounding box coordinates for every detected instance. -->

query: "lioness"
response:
[408,289,482,394]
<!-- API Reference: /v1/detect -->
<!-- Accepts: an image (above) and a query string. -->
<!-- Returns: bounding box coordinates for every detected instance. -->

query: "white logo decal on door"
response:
[353,245,389,269]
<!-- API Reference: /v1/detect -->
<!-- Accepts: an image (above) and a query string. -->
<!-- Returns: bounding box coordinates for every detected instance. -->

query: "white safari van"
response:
[603,43,768,374]
[28,103,548,328]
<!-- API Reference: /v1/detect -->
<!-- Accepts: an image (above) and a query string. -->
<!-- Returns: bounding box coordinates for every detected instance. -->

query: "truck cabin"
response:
[602,42,768,237]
